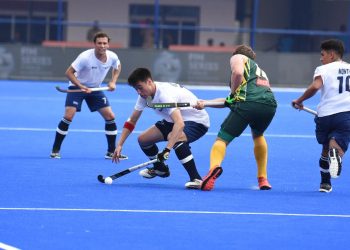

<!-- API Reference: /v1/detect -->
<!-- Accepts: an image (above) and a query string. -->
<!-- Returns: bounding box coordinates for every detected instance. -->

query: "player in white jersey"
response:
[112,68,210,189]
[50,32,126,160]
[292,39,350,193]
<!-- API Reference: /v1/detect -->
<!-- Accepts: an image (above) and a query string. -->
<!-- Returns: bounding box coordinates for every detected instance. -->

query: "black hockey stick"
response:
[97,159,158,184]
[55,86,109,93]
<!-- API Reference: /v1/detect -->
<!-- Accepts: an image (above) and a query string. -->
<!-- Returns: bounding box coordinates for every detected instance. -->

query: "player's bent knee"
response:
[137,134,149,147]
[104,113,115,121]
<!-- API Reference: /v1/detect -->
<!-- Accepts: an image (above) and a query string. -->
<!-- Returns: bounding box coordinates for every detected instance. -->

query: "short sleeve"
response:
[134,96,146,111]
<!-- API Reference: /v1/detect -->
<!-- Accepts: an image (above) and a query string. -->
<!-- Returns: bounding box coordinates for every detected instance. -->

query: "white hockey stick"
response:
[302,106,317,115]
[293,104,317,115]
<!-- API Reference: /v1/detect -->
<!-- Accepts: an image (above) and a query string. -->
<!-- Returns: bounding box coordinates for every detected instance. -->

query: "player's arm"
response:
[112,109,142,163]
[230,54,245,93]
[194,98,226,109]
[65,66,90,93]
[292,76,323,109]
[108,64,121,91]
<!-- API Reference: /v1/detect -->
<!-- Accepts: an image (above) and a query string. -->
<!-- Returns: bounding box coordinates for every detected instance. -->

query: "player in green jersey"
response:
[195,45,277,191]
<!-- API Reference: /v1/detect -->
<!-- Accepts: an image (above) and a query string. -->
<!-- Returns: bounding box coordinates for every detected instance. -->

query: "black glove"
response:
[224,93,235,107]
[157,148,170,162]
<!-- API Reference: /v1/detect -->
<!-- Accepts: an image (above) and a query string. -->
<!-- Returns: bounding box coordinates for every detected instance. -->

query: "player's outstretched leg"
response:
[201,140,226,191]
[328,148,342,178]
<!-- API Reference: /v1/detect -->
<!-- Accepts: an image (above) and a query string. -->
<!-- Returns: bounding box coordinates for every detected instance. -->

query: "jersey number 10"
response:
[337,75,350,93]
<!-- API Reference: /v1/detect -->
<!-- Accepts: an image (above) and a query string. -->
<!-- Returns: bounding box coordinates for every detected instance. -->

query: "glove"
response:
[157,148,170,162]
[224,93,235,107]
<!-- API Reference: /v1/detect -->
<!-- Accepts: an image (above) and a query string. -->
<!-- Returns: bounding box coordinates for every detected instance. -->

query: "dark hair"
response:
[93,32,110,43]
[127,68,153,87]
[232,45,256,60]
[320,39,345,58]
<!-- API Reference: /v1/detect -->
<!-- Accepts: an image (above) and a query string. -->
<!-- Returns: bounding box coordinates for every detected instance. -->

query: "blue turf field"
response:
[1,80,350,250]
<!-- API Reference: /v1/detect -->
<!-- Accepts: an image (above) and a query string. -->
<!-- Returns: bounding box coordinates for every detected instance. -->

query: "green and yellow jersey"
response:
[232,58,277,107]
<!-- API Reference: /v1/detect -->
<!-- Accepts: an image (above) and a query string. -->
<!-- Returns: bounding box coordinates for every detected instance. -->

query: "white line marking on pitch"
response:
[0,242,21,250]
[0,207,349,218]
[0,127,315,138]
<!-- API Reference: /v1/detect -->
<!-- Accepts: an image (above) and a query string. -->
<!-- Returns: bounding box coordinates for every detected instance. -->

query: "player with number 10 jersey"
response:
[315,60,350,117]
[292,39,350,193]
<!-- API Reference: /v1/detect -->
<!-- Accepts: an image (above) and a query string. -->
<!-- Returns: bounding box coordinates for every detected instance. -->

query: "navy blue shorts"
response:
[65,87,110,112]
[315,111,350,152]
[155,119,208,143]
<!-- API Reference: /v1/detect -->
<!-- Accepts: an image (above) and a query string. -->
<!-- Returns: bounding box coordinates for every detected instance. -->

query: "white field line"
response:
[0,207,348,218]
[0,127,315,139]
[0,242,21,250]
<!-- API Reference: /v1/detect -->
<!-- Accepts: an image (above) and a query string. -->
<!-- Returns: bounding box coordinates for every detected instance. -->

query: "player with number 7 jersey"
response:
[50,32,127,160]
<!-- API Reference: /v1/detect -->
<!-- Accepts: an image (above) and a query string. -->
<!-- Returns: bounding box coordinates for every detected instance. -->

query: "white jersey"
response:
[315,61,350,117]
[135,81,210,128]
[69,49,120,88]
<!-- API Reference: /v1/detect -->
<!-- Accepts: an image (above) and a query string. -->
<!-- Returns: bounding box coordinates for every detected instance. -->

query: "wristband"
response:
[123,121,135,132]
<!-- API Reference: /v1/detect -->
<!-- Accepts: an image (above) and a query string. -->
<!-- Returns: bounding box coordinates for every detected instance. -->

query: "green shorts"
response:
[218,101,277,142]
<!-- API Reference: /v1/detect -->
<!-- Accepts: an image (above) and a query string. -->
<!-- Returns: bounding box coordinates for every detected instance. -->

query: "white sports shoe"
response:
[50,152,61,159]
[185,179,203,189]
[328,148,342,178]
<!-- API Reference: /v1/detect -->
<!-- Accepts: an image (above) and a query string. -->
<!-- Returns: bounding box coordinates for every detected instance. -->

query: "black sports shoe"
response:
[139,165,170,179]
[105,152,128,160]
[319,183,332,193]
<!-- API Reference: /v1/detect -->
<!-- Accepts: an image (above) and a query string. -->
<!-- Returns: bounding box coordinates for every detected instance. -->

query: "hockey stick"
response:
[97,159,158,184]
[55,86,109,93]
[293,104,317,116]
[302,106,317,115]
[146,97,224,109]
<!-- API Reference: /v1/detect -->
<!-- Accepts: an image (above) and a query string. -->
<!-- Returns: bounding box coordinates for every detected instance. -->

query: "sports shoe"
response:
[258,177,272,190]
[319,183,332,193]
[139,165,170,179]
[328,148,342,178]
[50,152,61,159]
[105,152,128,160]
[201,166,223,191]
[185,179,202,189]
